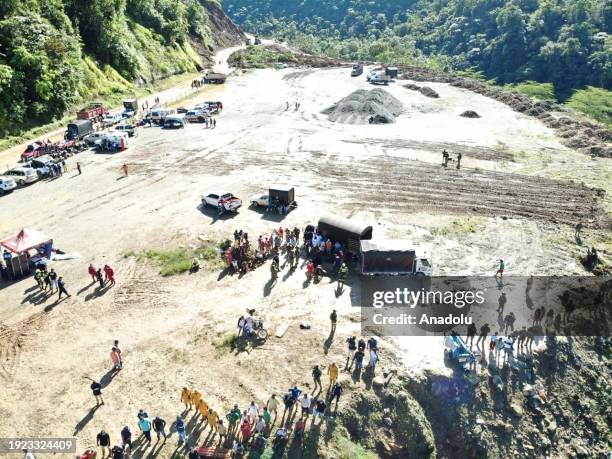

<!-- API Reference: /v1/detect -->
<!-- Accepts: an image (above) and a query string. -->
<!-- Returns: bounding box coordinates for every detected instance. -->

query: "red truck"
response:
[77,102,108,121]
[21,142,46,161]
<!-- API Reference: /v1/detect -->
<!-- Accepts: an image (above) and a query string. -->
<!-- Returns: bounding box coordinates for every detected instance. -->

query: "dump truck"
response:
[385,67,399,79]
[77,102,108,121]
[122,99,138,117]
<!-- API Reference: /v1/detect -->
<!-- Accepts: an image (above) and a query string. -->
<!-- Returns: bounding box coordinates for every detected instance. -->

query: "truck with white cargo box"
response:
[360,240,433,276]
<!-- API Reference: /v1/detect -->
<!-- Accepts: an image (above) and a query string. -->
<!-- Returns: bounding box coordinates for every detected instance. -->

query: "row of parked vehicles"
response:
[142,101,222,129]
[350,64,398,85]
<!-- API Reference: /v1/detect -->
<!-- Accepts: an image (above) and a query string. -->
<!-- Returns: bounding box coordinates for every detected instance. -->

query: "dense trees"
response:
[0,0,215,136]
[226,0,612,99]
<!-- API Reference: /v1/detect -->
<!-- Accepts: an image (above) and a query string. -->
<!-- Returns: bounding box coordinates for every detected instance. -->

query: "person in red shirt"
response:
[104,265,115,286]
[88,264,97,283]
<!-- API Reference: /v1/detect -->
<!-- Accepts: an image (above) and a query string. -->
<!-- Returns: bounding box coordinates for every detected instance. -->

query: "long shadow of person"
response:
[100,368,118,389]
[73,404,101,435]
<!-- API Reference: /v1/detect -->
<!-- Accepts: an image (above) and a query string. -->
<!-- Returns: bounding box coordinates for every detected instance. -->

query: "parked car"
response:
[351,63,363,76]
[114,123,136,137]
[185,110,209,123]
[163,115,186,129]
[176,107,189,114]
[21,142,46,161]
[0,177,17,194]
[3,167,39,185]
[275,62,288,69]
[83,131,106,146]
[102,113,123,127]
[201,192,242,213]
[250,193,269,208]
[26,155,55,176]
[151,108,175,124]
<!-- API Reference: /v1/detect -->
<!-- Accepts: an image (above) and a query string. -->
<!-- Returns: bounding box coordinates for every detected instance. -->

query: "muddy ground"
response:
[0,65,610,457]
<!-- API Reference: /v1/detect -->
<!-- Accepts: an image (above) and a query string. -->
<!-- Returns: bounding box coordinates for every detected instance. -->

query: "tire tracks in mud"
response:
[0,312,46,382]
[311,157,607,227]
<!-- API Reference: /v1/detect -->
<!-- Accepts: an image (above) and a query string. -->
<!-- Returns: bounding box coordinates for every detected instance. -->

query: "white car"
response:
[250,193,269,207]
[102,113,122,126]
[201,192,243,212]
[185,110,209,123]
[0,177,17,194]
[83,132,105,146]
[3,167,39,185]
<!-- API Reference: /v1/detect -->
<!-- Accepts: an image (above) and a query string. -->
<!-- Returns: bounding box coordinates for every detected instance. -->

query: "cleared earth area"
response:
[0,66,609,457]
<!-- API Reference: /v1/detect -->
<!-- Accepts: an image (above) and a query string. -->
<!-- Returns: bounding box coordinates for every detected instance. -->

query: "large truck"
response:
[351,63,363,76]
[66,120,94,141]
[77,102,108,121]
[122,99,138,117]
[360,240,433,276]
[203,72,227,84]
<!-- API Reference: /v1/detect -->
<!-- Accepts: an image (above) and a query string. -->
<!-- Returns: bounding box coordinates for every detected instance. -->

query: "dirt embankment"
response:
[397,65,612,158]
[190,0,247,65]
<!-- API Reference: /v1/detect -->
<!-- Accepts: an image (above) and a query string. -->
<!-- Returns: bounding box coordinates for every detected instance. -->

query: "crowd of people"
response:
[224,225,350,288]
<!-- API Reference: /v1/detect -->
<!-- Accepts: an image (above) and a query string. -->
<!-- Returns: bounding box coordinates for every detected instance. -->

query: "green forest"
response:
[225,0,612,121]
[0,0,219,137]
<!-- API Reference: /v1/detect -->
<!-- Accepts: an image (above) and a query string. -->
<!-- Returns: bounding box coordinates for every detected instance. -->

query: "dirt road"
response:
[0,65,609,456]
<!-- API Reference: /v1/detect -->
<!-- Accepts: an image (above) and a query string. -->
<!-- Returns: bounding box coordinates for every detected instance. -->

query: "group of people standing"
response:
[88,263,116,288]
[33,265,70,299]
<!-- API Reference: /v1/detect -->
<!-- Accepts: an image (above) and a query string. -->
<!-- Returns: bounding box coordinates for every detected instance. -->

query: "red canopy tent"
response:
[1,228,53,255]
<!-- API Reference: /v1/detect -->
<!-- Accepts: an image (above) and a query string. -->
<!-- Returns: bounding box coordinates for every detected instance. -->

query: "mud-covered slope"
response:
[202,0,247,49]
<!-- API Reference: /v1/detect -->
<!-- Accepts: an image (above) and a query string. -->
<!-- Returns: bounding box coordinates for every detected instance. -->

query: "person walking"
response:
[217,420,227,445]
[96,268,104,288]
[337,263,348,287]
[62,160,67,173]
[266,394,280,419]
[456,152,462,169]
[207,409,219,434]
[368,348,379,371]
[495,259,505,279]
[191,390,202,414]
[111,347,122,371]
[247,401,259,424]
[226,404,241,434]
[152,416,167,442]
[120,426,132,448]
[122,164,128,177]
[76,162,82,175]
[354,349,365,370]
[497,292,507,313]
[327,362,339,387]
[138,416,152,443]
[104,265,115,286]
[181,387,192,410]
[330,382,343,407]
[90,380,103,405]
[312,399,327,424]
[312,365,322,393]
[199,398,209,422]
[57,277,70,299]
[88,264,97,283]
[176,416,187,444]
[96,430,111,458]
[475,323,491,347]
[299,393,312,418]
[329,309,337,333]
[47,268,58,293]
[442,150,449,167]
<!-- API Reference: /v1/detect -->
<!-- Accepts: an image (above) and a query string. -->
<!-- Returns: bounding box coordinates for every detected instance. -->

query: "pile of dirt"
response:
[461,110,481,118]
[397,65,612,157]
[404,83,440,98]
[322,88,403,124]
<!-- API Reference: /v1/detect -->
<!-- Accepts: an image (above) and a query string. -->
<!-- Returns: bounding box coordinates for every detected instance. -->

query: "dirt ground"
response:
[0,65,609,457]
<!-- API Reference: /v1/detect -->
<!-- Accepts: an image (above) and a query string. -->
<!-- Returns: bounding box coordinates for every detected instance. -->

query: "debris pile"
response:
[404,83,440,98]
[322,88,403,124]
[461,110,481,118]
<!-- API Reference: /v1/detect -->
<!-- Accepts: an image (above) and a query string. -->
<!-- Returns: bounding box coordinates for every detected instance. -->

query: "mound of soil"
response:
[322,88,403,124]
[461,110,481,118]
[404,83,440,98]
[396,64,611,157]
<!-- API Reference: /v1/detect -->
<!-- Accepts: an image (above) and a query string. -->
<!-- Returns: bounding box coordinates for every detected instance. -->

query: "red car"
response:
[21,142,46,161]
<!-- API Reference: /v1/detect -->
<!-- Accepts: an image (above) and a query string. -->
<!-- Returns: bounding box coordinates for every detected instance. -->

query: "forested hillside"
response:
[225,0,612,101]
[0,0,243,137]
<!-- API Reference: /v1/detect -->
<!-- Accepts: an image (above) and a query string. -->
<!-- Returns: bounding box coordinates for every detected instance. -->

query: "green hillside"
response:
[0,0,227,137]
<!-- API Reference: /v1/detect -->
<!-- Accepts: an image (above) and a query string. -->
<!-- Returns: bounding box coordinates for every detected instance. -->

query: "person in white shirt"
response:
[255,415,266,434]
[299,393,312,417]
[248,401,259,423]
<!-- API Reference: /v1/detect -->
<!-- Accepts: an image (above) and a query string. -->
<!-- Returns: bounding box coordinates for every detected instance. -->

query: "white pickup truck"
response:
[201,192,243,213]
